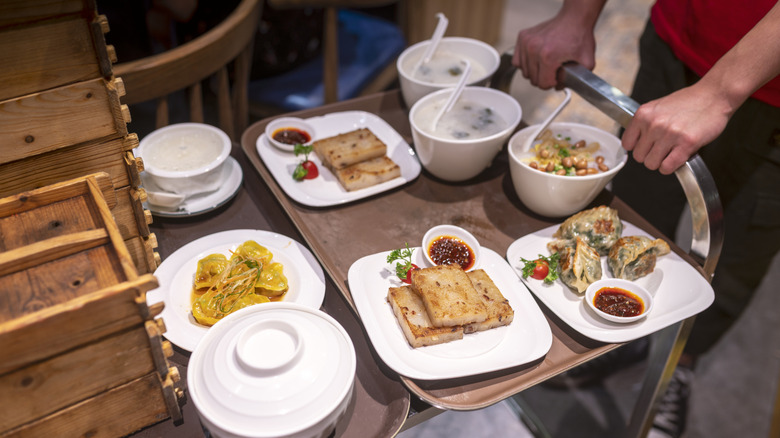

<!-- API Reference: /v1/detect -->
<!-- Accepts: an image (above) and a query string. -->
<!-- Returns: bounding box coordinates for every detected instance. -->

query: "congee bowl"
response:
[507,121,627,218]
[137,123,231,196]
[410,86,522,182]
[188,302,356,438]
[397,36,500,107]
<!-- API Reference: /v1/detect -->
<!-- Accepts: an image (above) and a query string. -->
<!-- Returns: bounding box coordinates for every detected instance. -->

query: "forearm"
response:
[697,1,780,113]
[557,0,608,31]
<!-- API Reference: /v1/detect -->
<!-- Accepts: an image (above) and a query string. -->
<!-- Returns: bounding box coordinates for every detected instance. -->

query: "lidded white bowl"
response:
[188,302,356,438]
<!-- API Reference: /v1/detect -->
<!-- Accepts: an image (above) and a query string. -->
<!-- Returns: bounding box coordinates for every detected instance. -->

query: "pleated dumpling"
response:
[193,254,229,289]
[608,235,671,280]
[553,206,623,256]
[559,236,602,293]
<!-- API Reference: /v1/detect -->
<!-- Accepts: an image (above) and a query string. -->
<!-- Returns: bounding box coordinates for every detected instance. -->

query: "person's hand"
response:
[622,83,733,174]
[512,7,600,90]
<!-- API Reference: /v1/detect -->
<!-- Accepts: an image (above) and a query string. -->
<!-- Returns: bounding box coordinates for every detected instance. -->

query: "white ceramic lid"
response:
[188,302,356,438]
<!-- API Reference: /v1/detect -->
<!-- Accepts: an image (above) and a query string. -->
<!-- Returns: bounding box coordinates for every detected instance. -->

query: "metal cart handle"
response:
[492,54,723,280]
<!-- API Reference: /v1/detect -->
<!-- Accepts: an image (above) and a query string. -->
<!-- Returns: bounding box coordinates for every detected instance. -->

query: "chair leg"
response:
[323,6,339,104]
[216,66,234,140]
[233,40,254,137]
[155,97,169,129]
[189,82,204,123]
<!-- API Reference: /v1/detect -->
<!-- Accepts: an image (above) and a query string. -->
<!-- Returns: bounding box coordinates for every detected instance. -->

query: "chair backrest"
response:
[114,0,262,140]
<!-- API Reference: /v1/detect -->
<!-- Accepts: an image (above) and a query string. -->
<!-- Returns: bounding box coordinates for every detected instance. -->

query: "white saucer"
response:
[143,156,243,217]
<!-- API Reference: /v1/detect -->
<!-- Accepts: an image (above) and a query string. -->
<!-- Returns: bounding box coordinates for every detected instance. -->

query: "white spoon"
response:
[522,88,572,151]
[413,13,449,74]
[431,60,471,131]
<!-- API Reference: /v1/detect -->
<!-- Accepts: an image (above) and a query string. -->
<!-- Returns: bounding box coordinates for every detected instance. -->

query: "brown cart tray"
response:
[239,90,680,411]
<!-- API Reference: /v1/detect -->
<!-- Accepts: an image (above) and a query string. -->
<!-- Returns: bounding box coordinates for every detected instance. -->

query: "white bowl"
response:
[265,117,316,152]
[507,121,627,218]
[422,224,481,271]
[137,123,231,196]
[585,278,654,323]
[397,37,500,107]
[410,86,522,182]
[188,302,356,438]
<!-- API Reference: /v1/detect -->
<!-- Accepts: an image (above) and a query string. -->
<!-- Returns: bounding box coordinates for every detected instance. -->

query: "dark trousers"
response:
[612,22,780,356]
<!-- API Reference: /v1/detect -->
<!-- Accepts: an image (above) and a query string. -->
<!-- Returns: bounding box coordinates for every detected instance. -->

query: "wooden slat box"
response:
[0,132,158,272]
[0,173,182,436]
[0,0,114,101]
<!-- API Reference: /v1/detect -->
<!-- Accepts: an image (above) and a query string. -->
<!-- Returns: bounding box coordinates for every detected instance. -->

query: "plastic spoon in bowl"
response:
[522,88,572,152]
[431,60,471,131]
[412,13,449,74]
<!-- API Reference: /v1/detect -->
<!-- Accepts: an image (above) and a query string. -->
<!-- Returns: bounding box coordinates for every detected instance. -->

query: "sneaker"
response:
[543,336,650,388]
[650,365,694,438]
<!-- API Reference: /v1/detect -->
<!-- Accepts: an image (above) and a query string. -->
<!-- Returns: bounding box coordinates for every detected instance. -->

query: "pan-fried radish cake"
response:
[312,128,386,170]
[409,264,488,328]
[387,285,464,348]
[464,269,514,333]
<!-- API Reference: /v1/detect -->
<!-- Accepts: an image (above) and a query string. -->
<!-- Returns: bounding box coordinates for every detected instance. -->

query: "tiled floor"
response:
[398,0,780,437]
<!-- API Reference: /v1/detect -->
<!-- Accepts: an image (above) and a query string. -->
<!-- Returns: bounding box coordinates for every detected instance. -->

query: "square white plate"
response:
[256,111,421,207]
[505,222,714,343]
[348,247,552,380]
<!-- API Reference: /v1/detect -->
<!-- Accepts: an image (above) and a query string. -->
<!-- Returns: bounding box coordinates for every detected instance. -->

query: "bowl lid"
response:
[188,302,356,437]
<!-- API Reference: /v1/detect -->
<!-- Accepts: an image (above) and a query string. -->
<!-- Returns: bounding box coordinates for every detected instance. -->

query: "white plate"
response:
[148,229,326,352]
[348,247,552,380]
[143,156,243,217]
[256,111,422,207]
[505,222,714,343]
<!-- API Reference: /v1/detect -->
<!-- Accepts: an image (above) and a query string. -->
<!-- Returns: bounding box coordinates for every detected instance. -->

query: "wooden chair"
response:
[266,0,398,105]
[113,0,262,140]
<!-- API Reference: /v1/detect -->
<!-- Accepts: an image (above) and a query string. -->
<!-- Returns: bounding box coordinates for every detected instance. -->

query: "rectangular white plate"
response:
[348,247,553,380]
[505,222,714,343]
[256,111,421,207]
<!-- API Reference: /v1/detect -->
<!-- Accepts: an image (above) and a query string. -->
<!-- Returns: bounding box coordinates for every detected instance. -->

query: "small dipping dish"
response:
[265,117,316,152]
[422,224,481,271]
[585,278,654,323]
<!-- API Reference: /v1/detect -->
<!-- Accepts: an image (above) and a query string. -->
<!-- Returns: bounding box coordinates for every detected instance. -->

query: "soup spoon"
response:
[413,13,449,74]
[431,59,471,131]
[521,88,572,152]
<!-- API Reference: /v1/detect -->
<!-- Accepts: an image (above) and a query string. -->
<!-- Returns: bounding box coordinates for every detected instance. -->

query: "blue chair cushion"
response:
[248,9,406,111]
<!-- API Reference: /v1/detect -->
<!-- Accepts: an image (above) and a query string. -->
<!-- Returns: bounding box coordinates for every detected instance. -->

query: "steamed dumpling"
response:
[553,206,623,256]
[608,236,671,280]
[559,236,602,293]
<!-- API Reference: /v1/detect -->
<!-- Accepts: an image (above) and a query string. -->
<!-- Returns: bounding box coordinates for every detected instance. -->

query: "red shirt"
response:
[651,0,780,106]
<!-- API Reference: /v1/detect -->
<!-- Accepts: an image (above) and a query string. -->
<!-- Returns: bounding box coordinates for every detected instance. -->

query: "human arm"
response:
[512,0,607,89]
[622,2,780,174]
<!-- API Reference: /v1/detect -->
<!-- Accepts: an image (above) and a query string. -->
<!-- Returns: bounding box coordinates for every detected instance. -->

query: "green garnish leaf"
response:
[292,143,313,181]
[387,243,415,280]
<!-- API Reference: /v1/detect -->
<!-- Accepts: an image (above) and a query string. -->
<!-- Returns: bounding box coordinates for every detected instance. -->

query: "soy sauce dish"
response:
[265,117,315,152]
[422,225,481,271]
[585,278,654,323]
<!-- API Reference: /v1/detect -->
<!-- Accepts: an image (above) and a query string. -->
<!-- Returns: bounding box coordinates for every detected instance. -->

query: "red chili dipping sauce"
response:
[428,235,475,270]
[272,127,311,145]
[593,287,644,317]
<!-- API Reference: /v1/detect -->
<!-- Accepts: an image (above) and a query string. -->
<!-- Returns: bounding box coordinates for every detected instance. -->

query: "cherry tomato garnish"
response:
[530,260,549,280]
[301,160,318,179]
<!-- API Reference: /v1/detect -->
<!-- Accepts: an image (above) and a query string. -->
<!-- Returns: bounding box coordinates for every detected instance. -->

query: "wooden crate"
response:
[0,0,157,273]
[0,173,183,436]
